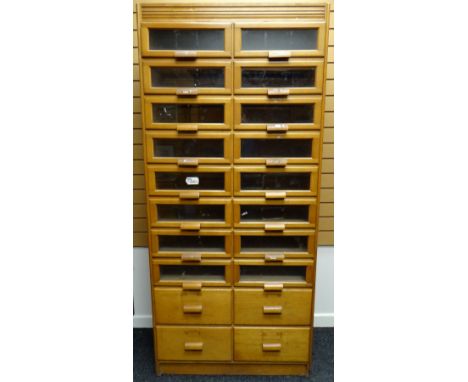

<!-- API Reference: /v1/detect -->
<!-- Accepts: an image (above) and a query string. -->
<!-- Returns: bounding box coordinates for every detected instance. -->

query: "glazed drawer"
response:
[234,259,315,288]
[145,131,232,165]
[233,197,316,229]
[234,288,312,325]
[233,131,321,165]
[148,197,232,228]
[234,229,316,258]
[234,21,325,58]
[234,96,322,131]
[142,59,232,95]
[144,95,232,130]
[140,22,232,58]
[154,287,231,325]
[150,228,231,258]
[146,164,232,197]
[156,326,232,361]
[234,165,318,197]
[152,258,232,287]
[234,59,324,95]
[234,327,310,362]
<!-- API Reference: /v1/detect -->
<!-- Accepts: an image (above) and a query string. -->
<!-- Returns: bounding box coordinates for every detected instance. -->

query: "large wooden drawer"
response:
[234,327,310,362]
[234,288,312,325]
[154,287,231,324]
[156,326,232,361]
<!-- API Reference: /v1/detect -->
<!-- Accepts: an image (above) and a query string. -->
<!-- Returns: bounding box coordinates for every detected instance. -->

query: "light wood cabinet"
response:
[137,0,330,376]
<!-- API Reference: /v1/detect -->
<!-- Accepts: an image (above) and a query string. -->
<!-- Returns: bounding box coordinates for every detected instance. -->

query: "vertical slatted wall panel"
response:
[132,0,334,246]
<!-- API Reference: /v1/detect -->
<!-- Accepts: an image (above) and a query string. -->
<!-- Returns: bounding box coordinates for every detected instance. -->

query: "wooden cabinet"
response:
[137,0,330,376]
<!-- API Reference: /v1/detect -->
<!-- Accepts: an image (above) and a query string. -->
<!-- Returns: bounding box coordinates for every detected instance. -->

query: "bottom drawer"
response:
[156,326,232,361]
[234,327,310,362]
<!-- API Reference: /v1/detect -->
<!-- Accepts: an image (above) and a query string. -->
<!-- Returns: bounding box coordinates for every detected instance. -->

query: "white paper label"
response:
[185,176,199,185]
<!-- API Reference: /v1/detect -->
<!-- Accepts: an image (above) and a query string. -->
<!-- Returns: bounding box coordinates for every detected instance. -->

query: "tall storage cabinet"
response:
[137,0,330,376]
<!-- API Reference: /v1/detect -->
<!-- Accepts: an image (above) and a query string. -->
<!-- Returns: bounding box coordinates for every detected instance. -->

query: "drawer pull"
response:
[174,50,197,58]
[180,222,201,231]
[268,50,291,59]
[264,223,285,231]
[264,253,285,262]
[178,158,199,167]
[262,343,282,352]
[184,341,203,351]
[181,253,202,262]
[176,88,198,96]
[263,305,283,314]
[265,191,286,200]
[264,282,283,291]
[183,304,203,314]
[179,191,200,200]
[267,88,289,97]
[177,124,198,133]
[265,158,287,167]
[182,282,202,291]
[266,123,288,133]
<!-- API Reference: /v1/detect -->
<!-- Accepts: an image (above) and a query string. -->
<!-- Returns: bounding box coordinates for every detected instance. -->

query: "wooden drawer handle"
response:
[267,88,289,97]
[264,282,283,291]
[174,50,197,58]
[264,223,285,231]
[179,191,200,200]
[265,158,287,167]
[184,342,203,351]
[262,343,282,352]
[176,88,198,96]
[265,191,286,200]
[181,253,202,262]
[182,282,202,291]
[177,124,198,133]
[268,50,291,59]
[183,304,203,314]
[263,305,283,314]
[178,158,199,167]
[266,123,288,133]
[264,253,284,262]
[180,222,201,231]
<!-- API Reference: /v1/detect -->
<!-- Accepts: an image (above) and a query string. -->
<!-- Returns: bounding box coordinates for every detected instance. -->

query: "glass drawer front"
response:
[241,138,312,158]
[145,96,232,130]
[241,173,310,190]
[152,67,225,88]
[159,235,225,252]
[234,22,325,57]
[158,205,225,221]
[242,104,313,124]
[241,236,308,252]
[240,205,309,223]
[239,265,306,282]
[149,29,224,51]
[241,29,317,51]
[242,67,315,88]
[159,265,226,281]
[153,104,224,123]
[156,172,224,190]
[141,23,232,58]
[155,138,224,158]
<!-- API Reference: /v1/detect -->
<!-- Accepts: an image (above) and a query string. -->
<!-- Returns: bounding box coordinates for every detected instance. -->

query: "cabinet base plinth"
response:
[158,362,309,376]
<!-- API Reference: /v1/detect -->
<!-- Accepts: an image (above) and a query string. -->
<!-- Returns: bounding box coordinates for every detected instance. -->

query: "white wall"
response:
[133,246,334,328]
